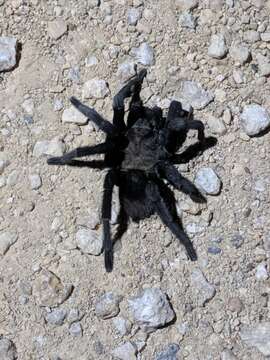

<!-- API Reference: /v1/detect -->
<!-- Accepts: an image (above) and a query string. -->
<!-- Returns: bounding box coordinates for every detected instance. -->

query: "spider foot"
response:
[186,245,197,261]
[47,156,68,165]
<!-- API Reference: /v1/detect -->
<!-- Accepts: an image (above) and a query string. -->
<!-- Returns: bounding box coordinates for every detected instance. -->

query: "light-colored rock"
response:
[85,54,98,67]
[206,114,227,135]
[0,152,9,174]
[240,104,270,136]
[240,322,270,356]
[0,36,17,72]
[229,43,250,64]
[45,308,67,326]
[221,349,237,360]
[33,269,73,307]
[233,69,245,84]
[127,7,141,25]
[256,263,268,280]
[175,0,198,11]
[29,174,42,190]
[22,98,34,115]
[69,322,83,336]
[0,338,17,360]
[155,343,180,360]
[111,341,137,360]
[95,292,122,319]
[179,11,196,29]
[128,288,175,332]
[130,42,154,66]
[62,107,88,125]
[113,317,132,336]
[76,228,102,255]
[117,61,136,82]
[190,268,216,306]
[194,167,221,195]
[82,79,109,99]
[261,32,270,42]
[176,80,214,110]
[208,34,228,59]
[47,20,67,40]
[243,30,260,43]
[0,231,18,255]
[7,170,19,186]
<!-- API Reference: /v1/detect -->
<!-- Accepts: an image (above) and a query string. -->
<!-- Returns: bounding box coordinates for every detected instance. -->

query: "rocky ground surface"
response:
[1,0,270,359]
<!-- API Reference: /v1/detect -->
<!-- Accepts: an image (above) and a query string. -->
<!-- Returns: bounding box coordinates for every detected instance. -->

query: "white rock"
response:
[0,36,17,72]
[117,61,136,82]
[243,30,260,43]
[62,107,88,125]
[22,98,34,115]
[69,322,82,336]
[176,80,214,110]
[233,69,245,84]
[0,231,18,255]
[0,337,17,360]
[33,140,50,157]
[208,34,228,59]
[45,308,67,326]
[85,54,98,67]
[128,288,175,332]
[206,114,227,135]
[190,268,216,306]
[179,11,196,29]
[130,42,155,66]
[29,174,42,190]
[195,167,221,195]
[7,170,19,186]
[240,322,270,356]
[127,7,141,25]
[240,105,270,136]
[95,292,122,319]
[47,20,67,40]
[76,228,102,255]
[112,342,137,360]
[82,79,109,99]
[261,32,270,42]
[229,43,250,64]
[113,317,132,336]
[175,0,198,10]
[46,138,65,157]
[256,263,268,280]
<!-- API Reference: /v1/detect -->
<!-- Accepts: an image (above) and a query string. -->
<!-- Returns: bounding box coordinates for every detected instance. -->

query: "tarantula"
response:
[48,69,215,272]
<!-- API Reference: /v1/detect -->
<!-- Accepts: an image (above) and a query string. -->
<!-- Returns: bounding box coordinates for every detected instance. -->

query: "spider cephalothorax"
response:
[48,69,215,272]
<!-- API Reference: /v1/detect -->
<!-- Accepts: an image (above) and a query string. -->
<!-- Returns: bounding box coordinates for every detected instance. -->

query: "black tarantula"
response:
[48,69,216,272]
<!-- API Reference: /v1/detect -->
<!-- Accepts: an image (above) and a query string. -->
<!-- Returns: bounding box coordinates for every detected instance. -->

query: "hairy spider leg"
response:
[146,182,197,261]
[59,160,107,169]
[47,142,115,165]
[102,169,117,272]
[70,96,117,136]
[157,162,206,203]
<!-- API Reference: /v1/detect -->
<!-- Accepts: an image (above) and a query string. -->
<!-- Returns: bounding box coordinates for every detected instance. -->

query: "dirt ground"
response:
[1,0,270,359]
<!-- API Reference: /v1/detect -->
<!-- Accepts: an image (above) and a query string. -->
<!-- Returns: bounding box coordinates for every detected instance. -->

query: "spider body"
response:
[47,69,214,272]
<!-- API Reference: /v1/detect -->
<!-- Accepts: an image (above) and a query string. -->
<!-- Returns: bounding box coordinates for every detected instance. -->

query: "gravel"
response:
[127,7,141,25]
[0,36,17,72]
[62,106,88,125]
[240,322,270,356]
[255,263,268,280]
[179,11,196,29]
[33,270,73,307]
[29,174,42,190]
[128,288,175,332]
[0,338,17,360]
[95,292,122,319]
[229,43,250,64]
[45,308,67,326]
[190,268,216,306]
[82,79,109,99]
[47,20,67,40]
[111,341,137,360]
[117,61,136,82]
[240,104,270,136]
[0,231,18,255]
[130,42,155,66]
[76,228,102,255]
[194,167,221,195]
[176,80,214,110]
[0,152,9,174]
[208,34,228,59]
[206,114,227,135]
[112,317,132,336]
[154,343,180,360]
[69,322,83,337]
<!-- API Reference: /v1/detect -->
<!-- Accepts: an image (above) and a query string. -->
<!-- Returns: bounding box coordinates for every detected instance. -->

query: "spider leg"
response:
[47,142,114,165]
[102,169,117,272]
[157,162,206,203]
[70,97,116,136]
[60,160,107,169]
[113,69,147,131]
[146,182,197,261]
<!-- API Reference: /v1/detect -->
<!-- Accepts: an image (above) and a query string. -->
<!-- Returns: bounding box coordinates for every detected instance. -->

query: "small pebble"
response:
[62,107,88,125]
[7,170,19,186]
[69,322,82,337]
[0,36,17,72]
[240,104,270,136]
[45,308,67,326]
[111,341,137,360]
[240,322,270,356]
[0,152,9,174]
[130,42,155,66]
[67,66,80,84]
[230,233,244,248]
[127,7,141,25]
[47,20,67,40]
[95,292,122,319]
[0,337,17,360]
[179,11,196,29]
[76,228,102,255]
[243,30,260,43]
[0,231,18,255]
[176,80,214,110]
[117,61,136,82]
[208,34,228,59]
[190,268,216,306]
[85,54,98,67]
[154,343,180,360]
[208,246,222,255]
[206,114,227,135]
[175,0,198,10]
[194,167,221,195]
[82,79,109,99]
[256,263,268,280]
[227,297,243,313]
[53,99,64,112]
[113,317,132,336]
[229,43,250,64]
[29,174,42,190]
